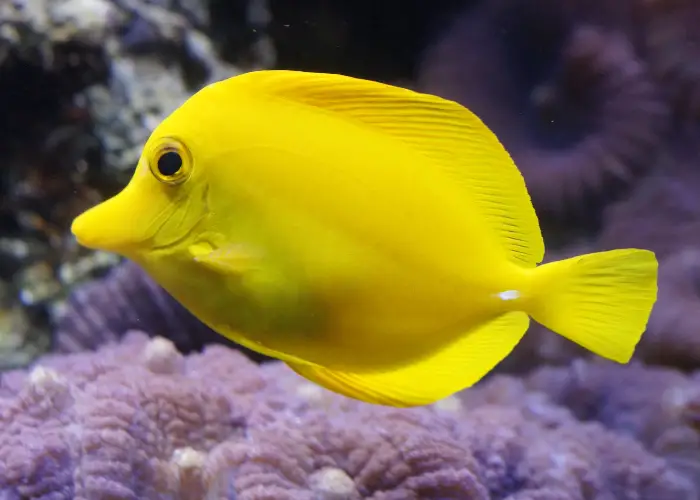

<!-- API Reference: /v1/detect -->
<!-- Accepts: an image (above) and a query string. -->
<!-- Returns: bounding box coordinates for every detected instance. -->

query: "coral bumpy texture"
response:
[0,332,697,499]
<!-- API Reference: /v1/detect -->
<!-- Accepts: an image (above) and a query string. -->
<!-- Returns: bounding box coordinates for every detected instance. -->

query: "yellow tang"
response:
[71,70,658,407]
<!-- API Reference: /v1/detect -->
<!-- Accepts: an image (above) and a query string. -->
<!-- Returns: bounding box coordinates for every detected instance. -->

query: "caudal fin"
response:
[527,248,658,363]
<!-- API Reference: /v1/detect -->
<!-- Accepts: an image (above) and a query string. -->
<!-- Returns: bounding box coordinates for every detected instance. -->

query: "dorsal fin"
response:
[225,70,544,266]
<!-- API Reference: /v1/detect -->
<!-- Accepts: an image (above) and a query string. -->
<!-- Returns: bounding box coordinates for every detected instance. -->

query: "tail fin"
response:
[527,249,658,363]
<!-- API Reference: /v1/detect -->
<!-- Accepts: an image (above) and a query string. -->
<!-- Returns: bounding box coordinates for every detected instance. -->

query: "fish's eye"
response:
[149,138,192,185]
[158,151,182,177]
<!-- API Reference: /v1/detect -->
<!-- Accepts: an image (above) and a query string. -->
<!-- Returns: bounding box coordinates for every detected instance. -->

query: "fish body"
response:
[71,70,658,406]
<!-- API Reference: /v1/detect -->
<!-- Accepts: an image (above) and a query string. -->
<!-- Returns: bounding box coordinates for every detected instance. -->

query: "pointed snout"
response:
[71,186,151,254]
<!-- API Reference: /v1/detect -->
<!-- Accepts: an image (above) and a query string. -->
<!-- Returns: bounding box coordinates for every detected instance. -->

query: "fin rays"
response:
[228,70,544,266]
[288,311,530,407]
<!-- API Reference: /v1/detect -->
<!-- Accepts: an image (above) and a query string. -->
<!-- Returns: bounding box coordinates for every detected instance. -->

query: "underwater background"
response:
[1,0,700,498]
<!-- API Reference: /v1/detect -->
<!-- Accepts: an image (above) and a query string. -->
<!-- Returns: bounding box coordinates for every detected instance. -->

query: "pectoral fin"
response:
[192,244,261,274]
[192,243,289,308]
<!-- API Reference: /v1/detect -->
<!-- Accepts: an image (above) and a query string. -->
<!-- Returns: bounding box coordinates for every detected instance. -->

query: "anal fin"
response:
[288,311,530,407]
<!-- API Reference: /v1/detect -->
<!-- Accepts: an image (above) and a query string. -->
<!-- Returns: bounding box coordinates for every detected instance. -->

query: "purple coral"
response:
[52,259,271,362]
[417,2,667,226]
[594,137,700,369]
[643,0,700,120]
[521,358,700,490]
[639,249,700,369]
[0,332,695,499]
[597,133,700,260]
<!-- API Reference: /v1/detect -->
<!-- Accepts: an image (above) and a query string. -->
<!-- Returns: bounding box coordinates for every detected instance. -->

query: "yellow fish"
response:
[70,70,658,407]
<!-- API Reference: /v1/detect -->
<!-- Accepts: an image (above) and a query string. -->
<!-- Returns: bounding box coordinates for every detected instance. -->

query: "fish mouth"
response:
[71,183,147,253]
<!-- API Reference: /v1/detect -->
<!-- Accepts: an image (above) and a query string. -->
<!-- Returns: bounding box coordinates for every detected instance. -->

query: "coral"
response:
[520,358,700,490]
[643,0,700,121]
[0,0,116,364]
[52,259,271,362]
[0,280,39,370]
[0,332,695,499]
[417,2,667,229]
[592,136,700,369]
[598,168,700,257]
[0,0,246,367]
[597,133,700,259]
[456,358,700,492]
[640,249,700,370]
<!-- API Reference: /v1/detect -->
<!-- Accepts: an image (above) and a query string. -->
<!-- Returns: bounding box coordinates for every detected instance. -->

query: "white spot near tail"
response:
[498,290,520,301]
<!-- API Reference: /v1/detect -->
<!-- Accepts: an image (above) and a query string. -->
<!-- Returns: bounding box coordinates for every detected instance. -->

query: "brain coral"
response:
[0,332,696,499]
[52,259,270,362]
[417,1,667,228]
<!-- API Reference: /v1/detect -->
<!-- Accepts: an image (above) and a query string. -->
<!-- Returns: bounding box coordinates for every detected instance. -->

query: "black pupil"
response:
[157,151,183,177]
